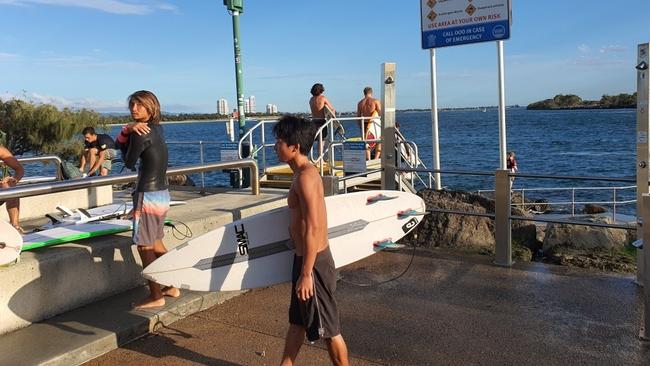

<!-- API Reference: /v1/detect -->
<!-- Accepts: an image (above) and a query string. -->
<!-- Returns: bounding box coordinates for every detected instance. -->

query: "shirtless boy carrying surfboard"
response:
[273,116,349,366]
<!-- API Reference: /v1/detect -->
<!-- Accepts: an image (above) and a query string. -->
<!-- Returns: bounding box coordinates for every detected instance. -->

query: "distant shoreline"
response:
[527,93,636,110]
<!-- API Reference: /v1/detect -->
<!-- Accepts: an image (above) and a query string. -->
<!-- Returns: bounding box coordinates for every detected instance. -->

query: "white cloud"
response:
[577,44,591,53]
[0,52,19,60]
[0,91,127,112]
[35,54,147,69]
[599,45,628,53]
[0,0,177,15]
[571,56,626,67]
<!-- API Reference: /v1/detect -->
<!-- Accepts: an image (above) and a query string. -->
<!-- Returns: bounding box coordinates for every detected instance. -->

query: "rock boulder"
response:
[408,189,538,251]
[542,216,630,251]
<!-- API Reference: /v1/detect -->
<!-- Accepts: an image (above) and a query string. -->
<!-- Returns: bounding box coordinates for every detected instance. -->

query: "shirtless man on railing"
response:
[356,86,382,160]
[309,83,336,155]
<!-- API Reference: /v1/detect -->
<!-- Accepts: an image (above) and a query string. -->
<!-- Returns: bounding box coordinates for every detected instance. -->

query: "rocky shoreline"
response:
[403,189,637,274]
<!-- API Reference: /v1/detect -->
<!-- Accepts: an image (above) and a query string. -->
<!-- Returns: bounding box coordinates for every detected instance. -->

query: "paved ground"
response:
[85,248,650,365]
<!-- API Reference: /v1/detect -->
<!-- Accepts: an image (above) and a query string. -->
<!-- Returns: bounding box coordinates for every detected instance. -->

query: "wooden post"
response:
[381,63,397,190]
[494,169,513,266]
[642,194,650,340]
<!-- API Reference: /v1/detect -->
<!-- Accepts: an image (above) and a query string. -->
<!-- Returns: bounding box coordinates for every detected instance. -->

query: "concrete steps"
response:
[0,286,243,366]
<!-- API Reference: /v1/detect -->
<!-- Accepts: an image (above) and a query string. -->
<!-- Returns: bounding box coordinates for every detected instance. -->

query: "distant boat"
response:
[482,108,487,112]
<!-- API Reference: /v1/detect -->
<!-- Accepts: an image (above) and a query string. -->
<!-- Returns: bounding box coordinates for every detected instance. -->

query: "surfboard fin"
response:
[397,209,427,219]
[373,239,405,250]
[46,213,64,224]
[56,205,74,217]
[366,193,397,204]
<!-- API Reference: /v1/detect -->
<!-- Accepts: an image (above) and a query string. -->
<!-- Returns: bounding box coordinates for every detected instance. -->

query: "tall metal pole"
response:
[230,10,246,137]
[636,43,650,288]
[380,63,397,190]
[497,40,507,170]
[430,48,442,190]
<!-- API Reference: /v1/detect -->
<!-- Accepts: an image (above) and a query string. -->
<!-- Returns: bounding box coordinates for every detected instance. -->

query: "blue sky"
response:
[0,0,648,113]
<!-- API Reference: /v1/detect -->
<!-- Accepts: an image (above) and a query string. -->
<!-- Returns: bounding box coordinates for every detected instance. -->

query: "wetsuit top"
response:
[124,123,168,192]
[84,134,115,151]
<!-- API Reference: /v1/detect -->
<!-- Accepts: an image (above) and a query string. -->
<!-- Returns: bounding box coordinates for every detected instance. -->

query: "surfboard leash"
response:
[338,242,417,288]
[165,219,193,240]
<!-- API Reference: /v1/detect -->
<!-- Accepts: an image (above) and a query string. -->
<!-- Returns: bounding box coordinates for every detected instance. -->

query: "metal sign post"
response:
[636,43,650,290]
[497,40,507,169]
[429,48,442,190]
[420,0,511,184]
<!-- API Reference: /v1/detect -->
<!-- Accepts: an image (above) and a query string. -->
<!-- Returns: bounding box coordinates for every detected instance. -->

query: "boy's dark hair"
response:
[310,83,324,96]
[273,115,315,155]
[82,126,96,135]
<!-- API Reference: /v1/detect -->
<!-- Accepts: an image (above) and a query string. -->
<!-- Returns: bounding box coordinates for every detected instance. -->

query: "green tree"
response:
[0,99,105,161]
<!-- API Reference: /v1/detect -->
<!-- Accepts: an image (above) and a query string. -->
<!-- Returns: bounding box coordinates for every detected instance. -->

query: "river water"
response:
[23,108,638,214]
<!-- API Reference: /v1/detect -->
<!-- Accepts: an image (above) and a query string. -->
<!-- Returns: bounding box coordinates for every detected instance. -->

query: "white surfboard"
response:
[45,200,186,226]
[0,220,23,266]
[143,190,426,292]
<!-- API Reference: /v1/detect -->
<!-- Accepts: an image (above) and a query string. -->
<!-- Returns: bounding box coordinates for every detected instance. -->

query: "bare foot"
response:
[162,286,180,298]
[132,296,165,309]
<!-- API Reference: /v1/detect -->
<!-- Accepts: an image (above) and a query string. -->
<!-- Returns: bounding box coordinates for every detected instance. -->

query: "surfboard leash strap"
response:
[165,219,193,240]
[0,242,21,251]
[339,242,417,288]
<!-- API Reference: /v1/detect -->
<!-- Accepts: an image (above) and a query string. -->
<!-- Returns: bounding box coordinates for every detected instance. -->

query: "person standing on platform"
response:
[273,116,349,366]
[507,151,518,188]
[0,145,24,233]
[309,83,336,155]
[123,90,179,309]
[356,86,382,160]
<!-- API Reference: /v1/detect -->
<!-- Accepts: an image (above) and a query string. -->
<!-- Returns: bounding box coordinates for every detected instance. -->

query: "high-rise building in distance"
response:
[217,98,229,115]
[266,104,278,114]
[244,98,251,114]
[248,95,256,114]
[243,95,256,114]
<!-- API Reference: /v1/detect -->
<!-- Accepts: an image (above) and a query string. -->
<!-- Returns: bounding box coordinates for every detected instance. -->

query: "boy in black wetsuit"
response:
[274,116,349,366]
[123,90,179,309]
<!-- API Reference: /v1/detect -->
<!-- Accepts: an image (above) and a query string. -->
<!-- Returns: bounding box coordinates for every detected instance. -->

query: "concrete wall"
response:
[0,190,287,335]
[0,186,113,221]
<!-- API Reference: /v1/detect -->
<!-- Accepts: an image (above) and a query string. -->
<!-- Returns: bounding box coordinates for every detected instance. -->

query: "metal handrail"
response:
[0,159,260,201]
[337,168,384,193]
[166,141,223,188]
[237,119,278,173]
[476,185,636,221]
[1,155,64,181]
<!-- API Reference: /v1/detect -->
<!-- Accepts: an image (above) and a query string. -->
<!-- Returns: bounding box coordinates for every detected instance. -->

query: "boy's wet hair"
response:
[310,83,324,96]
[273,115,316,155]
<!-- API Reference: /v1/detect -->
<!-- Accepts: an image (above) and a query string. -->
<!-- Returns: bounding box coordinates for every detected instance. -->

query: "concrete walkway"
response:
[82,249,650,366]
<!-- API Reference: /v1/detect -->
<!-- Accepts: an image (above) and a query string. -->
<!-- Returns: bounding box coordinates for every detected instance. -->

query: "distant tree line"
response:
[101,112,281,125]
[527,93,637,110]
[0,99,283,159]
[0,99,104,161]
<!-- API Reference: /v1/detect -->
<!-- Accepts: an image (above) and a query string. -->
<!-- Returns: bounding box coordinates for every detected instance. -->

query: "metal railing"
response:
[0,155,64,182]
[396,166,636,262]
[476,185,636,221]
[166,141,223,188]
[0,159,260,201]
[237,119,278,173]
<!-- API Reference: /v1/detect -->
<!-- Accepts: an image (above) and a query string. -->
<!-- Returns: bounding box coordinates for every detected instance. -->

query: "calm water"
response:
[23,108,638,213]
